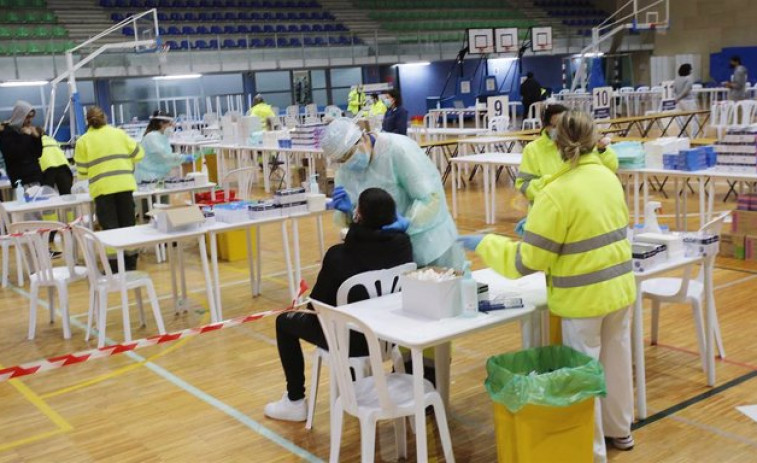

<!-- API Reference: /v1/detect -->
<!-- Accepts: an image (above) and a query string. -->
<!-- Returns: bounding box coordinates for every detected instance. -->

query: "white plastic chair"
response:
[732,100,757,127]
[306,262,416,430]
[522,117,542,131]
[311,299,454,463]
[10,221,87,340]
[304,103,318,119]
[72,225,165,348]
[222,166,259,201]
[0,203,24,287]
[641,212,730,373]
[488,115,510,133]
[710,101,735,139]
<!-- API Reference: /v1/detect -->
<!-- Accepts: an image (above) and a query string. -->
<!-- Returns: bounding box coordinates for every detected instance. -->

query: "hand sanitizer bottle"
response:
[15,180,26,203]
[460,261,478,317]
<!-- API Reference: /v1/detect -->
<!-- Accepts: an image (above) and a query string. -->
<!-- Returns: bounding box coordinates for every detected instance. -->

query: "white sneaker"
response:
[264,393,307,422]
[608,435,635,451]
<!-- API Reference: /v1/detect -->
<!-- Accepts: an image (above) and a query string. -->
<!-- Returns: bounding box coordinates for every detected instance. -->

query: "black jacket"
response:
[382,106,409,136]
[520,77,543,107]
[309,224,413,306]
[0,124,43,186]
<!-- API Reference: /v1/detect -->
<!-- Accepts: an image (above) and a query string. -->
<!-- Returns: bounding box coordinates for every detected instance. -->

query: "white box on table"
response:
[400,269,462,320]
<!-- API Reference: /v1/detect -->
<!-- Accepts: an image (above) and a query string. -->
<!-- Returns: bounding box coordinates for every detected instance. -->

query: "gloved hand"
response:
[515,218,527,237]
[458,234,485,252]
[181,154,194,163]
[381,213,410,232]
[332,186,353,214]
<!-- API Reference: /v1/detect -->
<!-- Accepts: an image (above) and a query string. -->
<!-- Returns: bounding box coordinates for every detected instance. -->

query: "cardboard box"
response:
[149,205,205,233]
[401,269,462,320]
[732,210,757,235]
[719,233,743,259]
[746,235,757,261]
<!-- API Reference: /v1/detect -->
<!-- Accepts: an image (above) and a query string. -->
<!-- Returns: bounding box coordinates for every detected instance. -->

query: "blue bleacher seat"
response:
[249,25,261,33]
[183,12,195,21]
[250,38,262,47]
[263,38,275,47]
[173,0,187,6]
[238,0,249,6]
[263,25,274,33]
[158,27,167,35]
[100,0,114,7]
[186,0,196,5]
[250,0,261,6]
[262,1,272,7]
[312,24,322,32]
[328,36,337,45]
[193,39,209,49]
[212,0,223,7]
[128,0,141,7]
[237,38,247,47]
[224,25,236,34]
[182,26,196,34]
[277,37,287,47]
[211,13,223,21]
[210,25,223,34]
[274,0,284,7]
[157,12,168,21]
[299,24,311,32]
[238,25,249,33]
[198,12,210,21]
[115,0,127,6]
[168,26,181,35]
[196,25,210,34]
[111,13,125,22]
[323,24,334,32]
[169,12,181,21]
[314,37,324,46]
[199,0,211,6]
[225,12,236,21]
[122,26,135,35]
[262,12,272,20]
[288,25,298,32]
[285,12,296,20]
[237,12,248,20]
[158,0,170,7]
[179,39,190,49]
[275,12,286,20]
[335,24,347,31]
[145,0,157,6]
[304,37,314,46]
[250,12,261,20]
[225,0,236,6]
[276,25,286,33]
[223,39,237,48]
[166,40,179,49]
[297,12,308,19]
[290,38,301,47]
[209,39,219,48]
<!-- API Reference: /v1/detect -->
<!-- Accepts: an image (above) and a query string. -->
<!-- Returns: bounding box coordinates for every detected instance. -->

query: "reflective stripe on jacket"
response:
[74,125,144,198]
[39,135,69,171]
[477,153,636,318]
[515,132,619,202]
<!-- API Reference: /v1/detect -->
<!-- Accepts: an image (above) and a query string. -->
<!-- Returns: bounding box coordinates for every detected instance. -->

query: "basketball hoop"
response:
[158,43,170,64]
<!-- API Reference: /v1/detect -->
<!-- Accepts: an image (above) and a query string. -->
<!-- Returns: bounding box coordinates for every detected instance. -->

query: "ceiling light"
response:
[0,80,48,87]
[153,74,203,80]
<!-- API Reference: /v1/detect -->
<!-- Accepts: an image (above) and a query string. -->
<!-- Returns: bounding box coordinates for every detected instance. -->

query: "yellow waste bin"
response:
[486,346,605,463]
[213,228,257,262]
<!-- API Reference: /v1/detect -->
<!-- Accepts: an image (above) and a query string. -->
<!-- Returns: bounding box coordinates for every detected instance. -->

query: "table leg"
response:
[292,218,302,299]
[263,150,271,193]
[117,250,132,342]
[210,232,223,317]
[255,225,262,295]
[246,227,256,298]
[168,243,179,314]
[197,236,218,322]
[699,176,706,228]
[178,241,187,305]
[707,176,715,222]
[632,280,647,419]
[675,177,681,231]
[452,162,458,219]
[490,163,497,223]
[683,180,689,231]
[435,342,452,410]
[316,215,325,260]
[482,164,491,224]
[281,220,296,301]
[411,348,428,462]
[642,172,649,220]
[704,258,716,386]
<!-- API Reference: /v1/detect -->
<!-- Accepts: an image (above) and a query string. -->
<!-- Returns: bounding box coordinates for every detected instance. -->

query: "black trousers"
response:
[42,165,73,195]
[276,311,368,401]
[95,191,138,272]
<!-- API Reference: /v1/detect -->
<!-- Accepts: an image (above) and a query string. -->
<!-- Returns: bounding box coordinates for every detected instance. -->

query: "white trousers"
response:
[562,307,634,463]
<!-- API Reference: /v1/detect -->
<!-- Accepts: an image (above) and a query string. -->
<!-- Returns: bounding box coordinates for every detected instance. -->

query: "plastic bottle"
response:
[309,174,319,194]
[15,180,25,203]
[460,261,478,317]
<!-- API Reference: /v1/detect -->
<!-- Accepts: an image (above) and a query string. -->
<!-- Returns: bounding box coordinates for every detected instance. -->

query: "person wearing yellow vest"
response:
[346,84,365,117]
[460,110,636,461]
[247,94,277,130]
[74,107,144,272]
[368,96,387,116]
[38,128,73,195]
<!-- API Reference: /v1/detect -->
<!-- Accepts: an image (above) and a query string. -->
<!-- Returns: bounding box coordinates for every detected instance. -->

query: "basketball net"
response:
[158,43,170,64]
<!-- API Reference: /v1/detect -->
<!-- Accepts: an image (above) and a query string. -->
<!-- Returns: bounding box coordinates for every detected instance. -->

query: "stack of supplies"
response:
[714,127,757,173]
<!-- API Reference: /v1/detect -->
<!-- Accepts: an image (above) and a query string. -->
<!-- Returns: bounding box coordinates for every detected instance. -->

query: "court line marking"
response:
[7,286,324,462]
[668,414,757,449]
[0,364,74,452]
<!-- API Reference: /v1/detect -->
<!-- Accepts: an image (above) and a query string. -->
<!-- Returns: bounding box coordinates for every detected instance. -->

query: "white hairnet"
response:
[321,117,363,161]
[8,100,34,127]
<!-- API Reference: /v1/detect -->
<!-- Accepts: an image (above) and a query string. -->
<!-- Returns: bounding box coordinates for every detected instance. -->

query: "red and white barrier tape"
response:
[0,280,309,383]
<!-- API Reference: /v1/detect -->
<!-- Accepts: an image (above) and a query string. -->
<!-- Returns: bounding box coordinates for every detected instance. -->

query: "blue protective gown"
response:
[134,131,184,183]
[335,132,463,269]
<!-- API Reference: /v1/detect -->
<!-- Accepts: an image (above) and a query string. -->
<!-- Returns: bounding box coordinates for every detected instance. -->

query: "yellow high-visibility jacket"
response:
[347,88,365,114]
[476,153,636,318]
[247,103,277,130]
[369,99,387,116]
[515,132,619,202]
[39,135,69,171]
[74,125,144,199]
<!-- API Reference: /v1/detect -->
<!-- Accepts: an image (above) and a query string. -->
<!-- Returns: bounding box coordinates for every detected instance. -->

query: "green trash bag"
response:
[485,345,606,413]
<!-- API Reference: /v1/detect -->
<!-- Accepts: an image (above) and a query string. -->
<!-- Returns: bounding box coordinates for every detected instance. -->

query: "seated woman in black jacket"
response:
[0,101,43,186]
[264,187,413,422]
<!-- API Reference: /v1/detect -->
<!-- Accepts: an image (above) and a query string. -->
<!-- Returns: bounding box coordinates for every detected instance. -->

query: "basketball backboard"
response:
[531,27,552,52]
[629,0,670,31]
[494,28,518,54]
[467,28,495,55]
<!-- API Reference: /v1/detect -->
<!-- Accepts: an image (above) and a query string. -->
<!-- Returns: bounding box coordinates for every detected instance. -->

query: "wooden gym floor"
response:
[1,176,757,462]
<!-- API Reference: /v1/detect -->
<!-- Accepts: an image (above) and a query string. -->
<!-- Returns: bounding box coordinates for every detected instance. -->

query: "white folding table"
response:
[2,193,92,223]
[327,269,548,463]
[450,153,523,224]
[94,225,219,332]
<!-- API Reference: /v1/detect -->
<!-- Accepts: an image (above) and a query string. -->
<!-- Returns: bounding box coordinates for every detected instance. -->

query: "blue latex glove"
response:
[381,213,410,232]
[331,186,353,214]
[515,218,527,237]
[181,154,194,163]
[458,234,485,252]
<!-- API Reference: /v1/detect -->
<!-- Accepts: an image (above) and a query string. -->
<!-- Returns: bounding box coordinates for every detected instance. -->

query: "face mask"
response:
[164,127,175,135]
[548,128,558,140]
[382,98,393,108]
[345,150,370,171]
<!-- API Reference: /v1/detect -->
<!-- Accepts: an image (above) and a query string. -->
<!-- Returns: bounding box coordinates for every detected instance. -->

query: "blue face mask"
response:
[345,150,371,171]
[382,98,393,108]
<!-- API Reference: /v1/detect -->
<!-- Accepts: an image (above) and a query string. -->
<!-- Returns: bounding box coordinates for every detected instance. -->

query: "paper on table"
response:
[737,405,757,423]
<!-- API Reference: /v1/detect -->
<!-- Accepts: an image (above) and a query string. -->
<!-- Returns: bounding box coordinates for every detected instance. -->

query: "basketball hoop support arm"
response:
[45,9,160,138]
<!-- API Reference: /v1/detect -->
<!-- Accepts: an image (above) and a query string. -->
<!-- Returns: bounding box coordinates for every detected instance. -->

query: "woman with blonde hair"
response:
[460,110,636,462]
